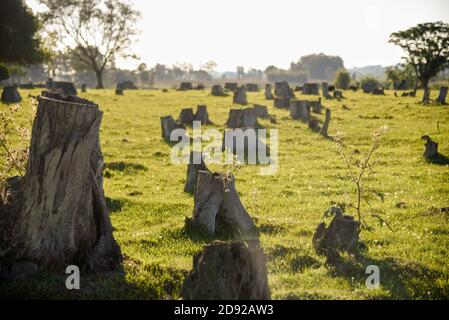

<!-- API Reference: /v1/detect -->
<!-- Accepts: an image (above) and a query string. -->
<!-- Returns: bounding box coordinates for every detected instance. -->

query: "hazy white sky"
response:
[27,0,449,71]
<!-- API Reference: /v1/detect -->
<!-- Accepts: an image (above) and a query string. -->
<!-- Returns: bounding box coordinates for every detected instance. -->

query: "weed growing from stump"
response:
[334,125,393,233]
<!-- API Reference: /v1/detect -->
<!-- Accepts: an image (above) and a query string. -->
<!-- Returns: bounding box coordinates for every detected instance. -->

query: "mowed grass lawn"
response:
[1,87,448,299]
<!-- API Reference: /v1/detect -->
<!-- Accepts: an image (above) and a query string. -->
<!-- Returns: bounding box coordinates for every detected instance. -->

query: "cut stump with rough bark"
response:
[211,85,225,96]
[181,239,270,300]
[313,213,360,258]
[0,91,122,277]
[436,86,448,104]
[322,82,332,99]
[265,84,273,100]
[51,81,77,96]
[421,135,438,159]
[178,108,195,126]
[186,171,257,237]
[233,85,248,105]
[226,108,257,128]
[273,97,290,109]
[320,108,331,137]
[303,83,319,95]
[115,87,124,95]
[184,152,210,194]
[290,100,310,121]
[253,104,269,119]
[1,86,22,104]
[194,105,213,125]
[161,115,186,141]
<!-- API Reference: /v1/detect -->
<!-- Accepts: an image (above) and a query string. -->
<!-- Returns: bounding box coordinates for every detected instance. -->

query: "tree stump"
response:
[274,81,294,99]
[0,92,122,277]
[178,108,195,126]
[194,105,213,125]
[333,90,343,99]
[303,82,319,95]
[226,108,257,128]
[81,84,87,93]
[436,86,448,104]
[186,171,257,236]
[322,82,332,99]
[253,104,269,119]
[179,82,193,90]
[184,152,210,194]
[422,135,438,159]
[320,108,331,137]
[233,85,248,105]
[246,83,259,92]
[118,81,137,89]
[225,82,238,91]
[290,100,310,121]
[312,213,360,257]
[1,86,22,103]
[160,115,185,141]
[181,240,270,300]
[273,97,290,109]
[372,88,385,95]
[115,87,124,95]
[211,85,224,96]
[52,81,77,96]
[265,84,273,100]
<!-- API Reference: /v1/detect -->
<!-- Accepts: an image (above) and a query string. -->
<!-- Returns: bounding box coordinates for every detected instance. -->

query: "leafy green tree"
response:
[0,0,44,80]
[39,0,140,88]
[385,64,417,90]
[290,53,344,81]
[334,69,351,89]
[389,21,449,102]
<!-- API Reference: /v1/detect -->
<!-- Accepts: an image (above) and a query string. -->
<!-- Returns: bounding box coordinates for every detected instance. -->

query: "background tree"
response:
[39,0,140,88]
[385,64,418,90]
[0,0,43,80]
[334,69,351,89]
[389,21,449,102]
[290,53,344,81]
[200,60,217,74]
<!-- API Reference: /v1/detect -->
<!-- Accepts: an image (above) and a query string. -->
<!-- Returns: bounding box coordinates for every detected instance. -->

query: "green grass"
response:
[1,88,448,299]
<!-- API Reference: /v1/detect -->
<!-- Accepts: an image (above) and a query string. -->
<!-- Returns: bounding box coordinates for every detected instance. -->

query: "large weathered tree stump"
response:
[313,213,360,257]
[0,92,121,277]
[320,108,331,137]
[253,104,269,119]
[160,115,186,141]
[184,152,210,194]
[233,85,248,105]
[274,81,294,99]
[178,108,195,126]
[225,82,238,91]
[436,86,448,104]
[227,108,257,128]
[265,84,273,100]
[372,88,385,95]
[322,82,332,99]
[186,171,257,236]
[194,105,213,125]
[1,86,22,104]
[115,87,124,95]
[211,85,225,96]
[181,240,270,300]
[246,83,259,92]
[273,97,289,109]
[290,100,310,121]
[117,81,137,90]
[421,135,438,159]
[303,82,319,95]
[179,82,193,90]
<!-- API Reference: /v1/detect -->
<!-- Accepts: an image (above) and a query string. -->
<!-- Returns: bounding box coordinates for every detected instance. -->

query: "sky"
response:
[27,0,449,71]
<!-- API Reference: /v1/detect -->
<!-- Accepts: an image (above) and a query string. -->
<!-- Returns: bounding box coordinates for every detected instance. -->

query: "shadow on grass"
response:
[326,253,449,299]
[426,153,449,165]
[104,161,148,174]
[0,256,187,299]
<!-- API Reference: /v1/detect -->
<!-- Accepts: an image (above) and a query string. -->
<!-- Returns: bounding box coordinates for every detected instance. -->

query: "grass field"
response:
[1,88,448,299]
